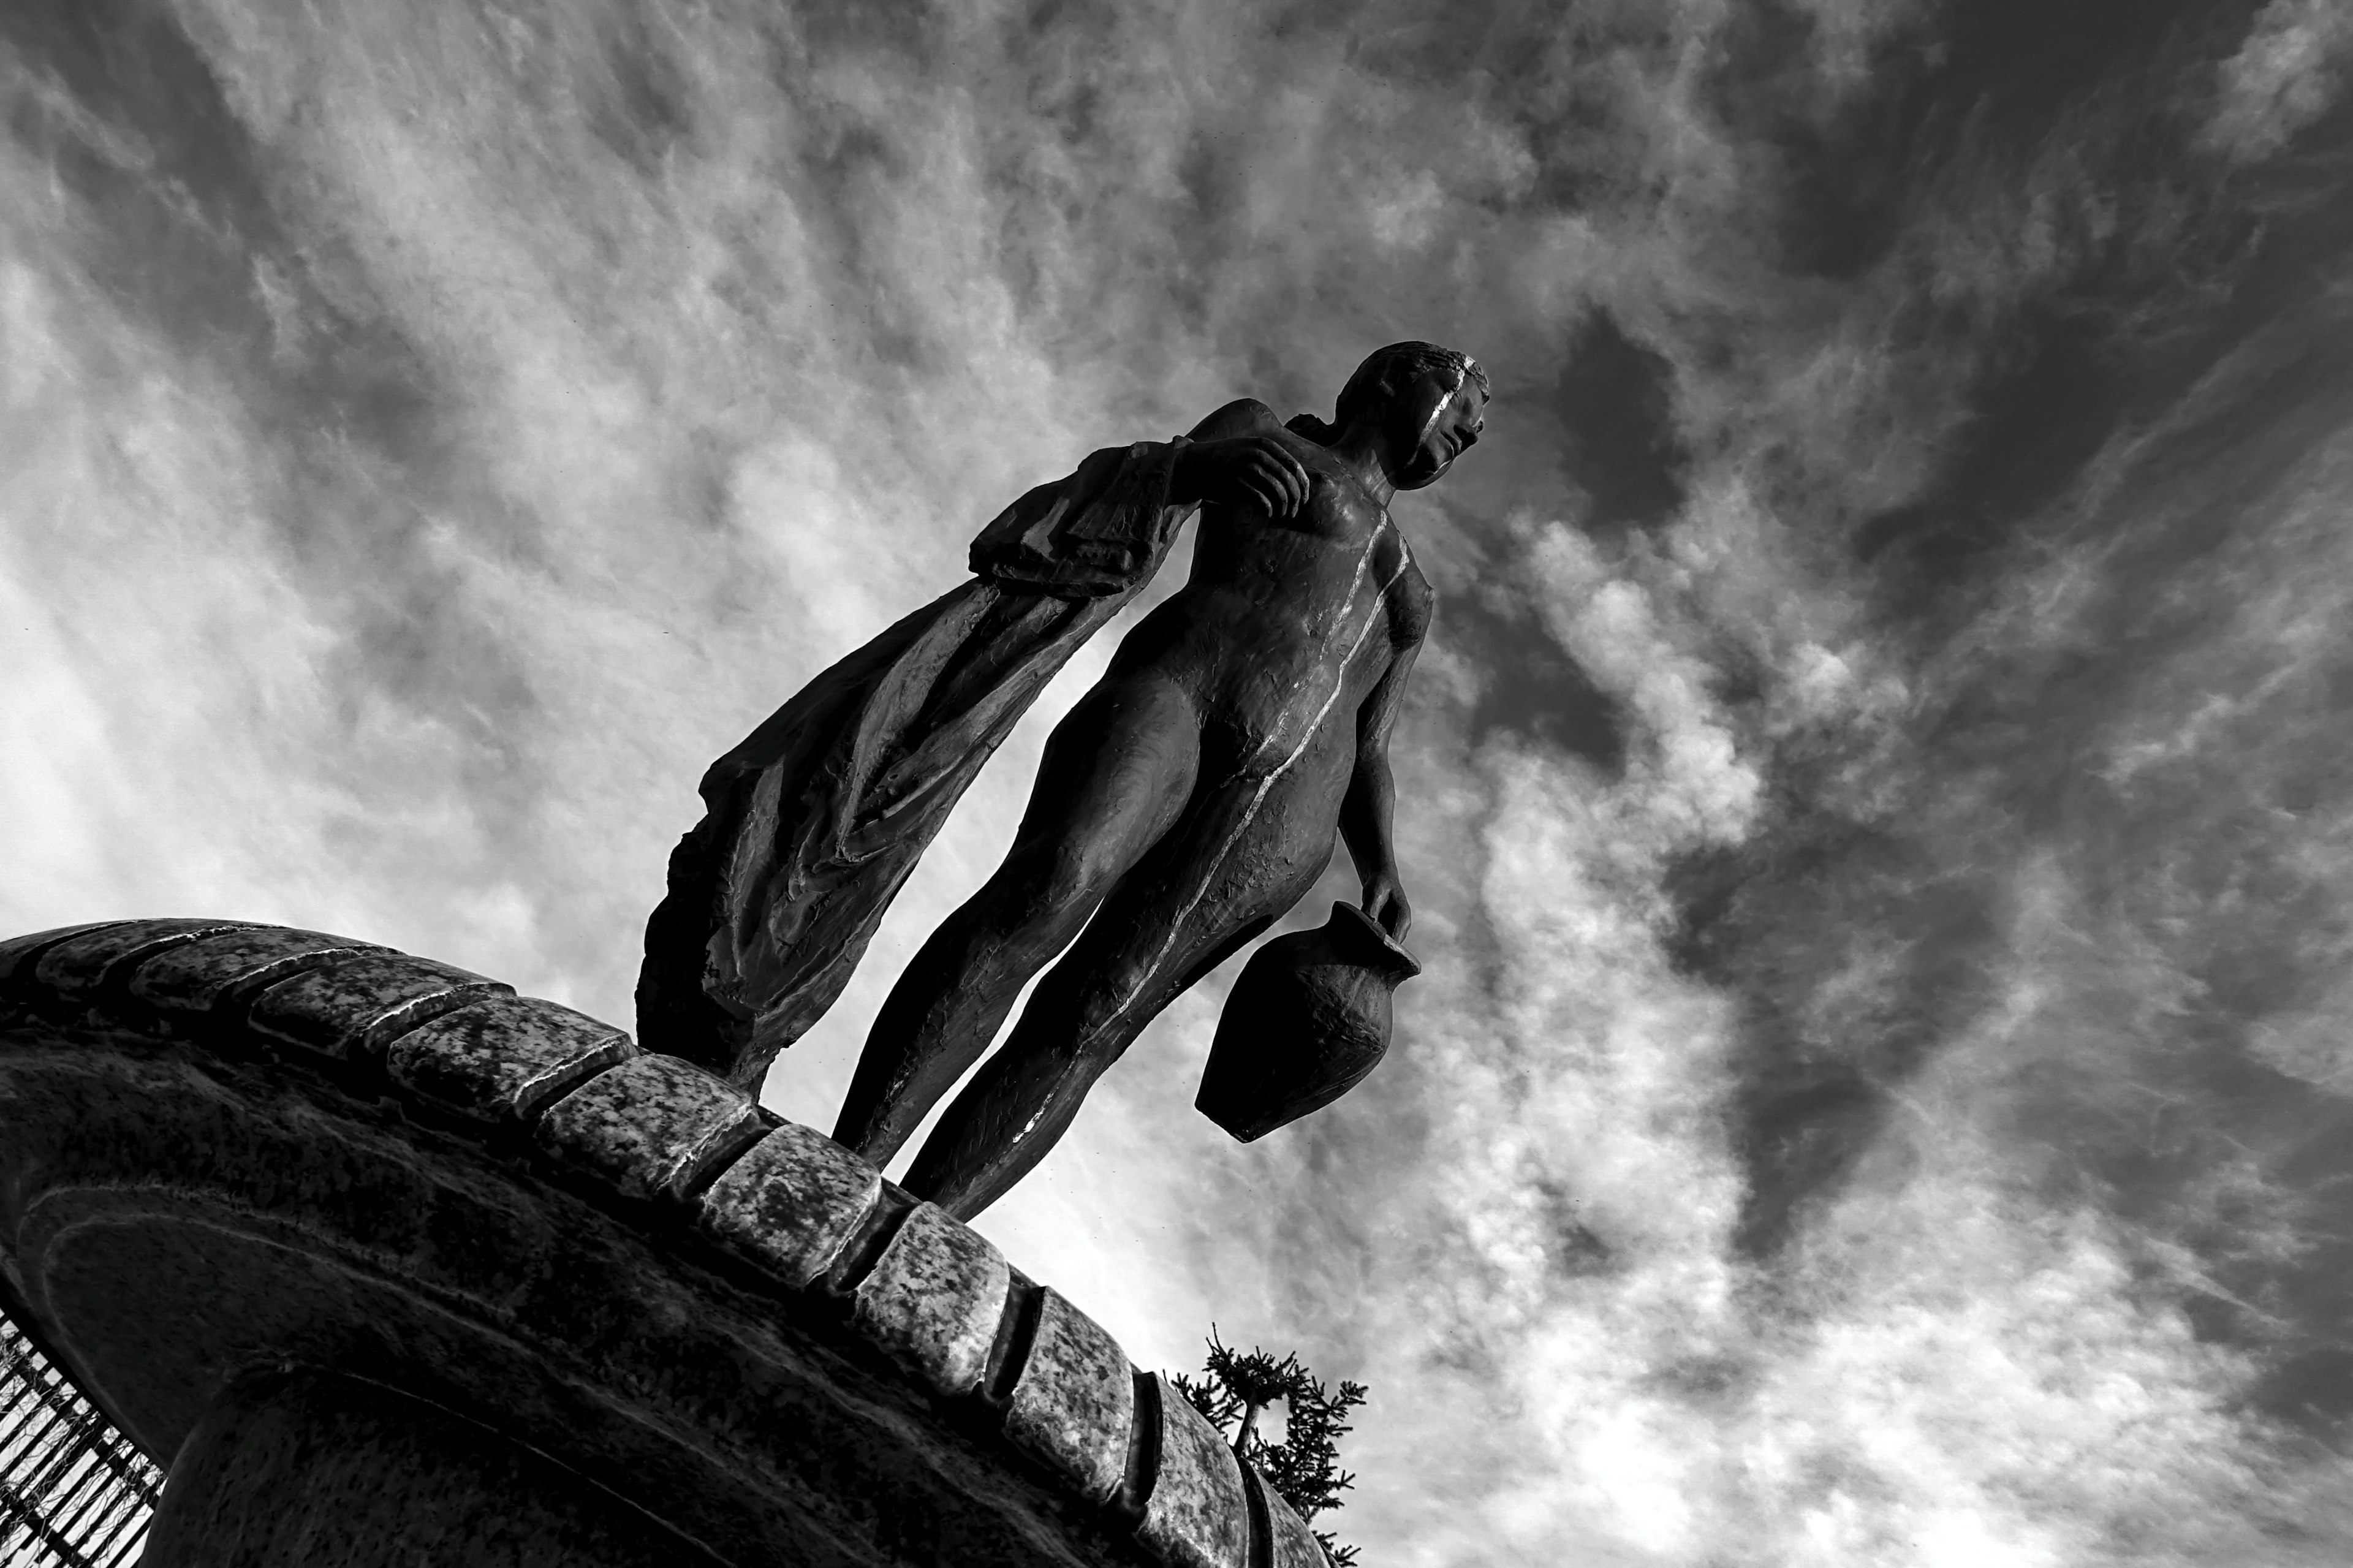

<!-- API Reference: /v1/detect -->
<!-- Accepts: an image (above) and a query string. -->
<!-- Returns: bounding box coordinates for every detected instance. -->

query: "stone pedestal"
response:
[0,920,1326,1568]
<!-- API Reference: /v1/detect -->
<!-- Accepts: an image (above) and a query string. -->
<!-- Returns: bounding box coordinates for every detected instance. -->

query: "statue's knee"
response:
[995,838,1115,921]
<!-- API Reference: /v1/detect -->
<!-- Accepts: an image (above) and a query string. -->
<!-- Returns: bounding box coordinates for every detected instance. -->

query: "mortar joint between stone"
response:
[1112,1366,1162,1531]
[980,1271,1044,1410]
[817,1183,917,1301]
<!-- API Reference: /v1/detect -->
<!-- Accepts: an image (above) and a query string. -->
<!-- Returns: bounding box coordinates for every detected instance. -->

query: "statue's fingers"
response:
[1245,455,1296,516]
[1271,454,1308,515]
[1281,455,1312,511]
[1256,449,1304,512]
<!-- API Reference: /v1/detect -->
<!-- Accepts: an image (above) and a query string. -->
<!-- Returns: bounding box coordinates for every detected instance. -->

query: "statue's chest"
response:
[1239,478,1393,578]
[1197,481,1414,642]
[1292,471,1385,544]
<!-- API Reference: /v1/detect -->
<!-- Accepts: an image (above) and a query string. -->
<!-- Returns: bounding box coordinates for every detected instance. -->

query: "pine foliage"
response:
[1170,1330,1368,1567]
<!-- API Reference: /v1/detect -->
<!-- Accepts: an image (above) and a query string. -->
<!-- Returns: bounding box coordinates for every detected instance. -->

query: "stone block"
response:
[384,995,637,1129]
[1252,1466,1326,1568]
[33,919,254,1000]
[534,1054,770,1204]
[1003,1287,1134,1506]
[697,1120,882,1291]
[1139,1374,1249,1568]
[128,927,377,1017]
[0,922,129,988]
[850,1204,1010,1401]
[0,998,1214,1568]
[248,952,509,1064]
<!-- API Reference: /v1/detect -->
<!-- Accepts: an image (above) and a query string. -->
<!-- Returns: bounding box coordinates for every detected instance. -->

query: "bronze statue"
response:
[639,343,1487,1218]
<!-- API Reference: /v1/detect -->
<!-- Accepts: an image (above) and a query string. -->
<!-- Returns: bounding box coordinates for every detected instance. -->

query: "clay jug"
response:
[1197,902,1421,1143]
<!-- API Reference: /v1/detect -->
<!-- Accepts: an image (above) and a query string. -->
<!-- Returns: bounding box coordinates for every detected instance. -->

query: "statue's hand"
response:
[1172,436,1313,519]
[1362,870,1412,944]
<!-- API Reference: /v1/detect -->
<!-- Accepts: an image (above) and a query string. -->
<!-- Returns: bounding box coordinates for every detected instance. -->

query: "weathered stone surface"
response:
[1005,1288,1134,1507]
[248,952,508,1063]
[534,1054,770,1203]
[1139,1375,1249,1568]
[0,922,128,988]
[1252,1466,1326,1568]
[385,995,637,1129]
[34,919,253,999]
[6,920,1239,1568]
[128,927,377,1017]
[698,1119,882,1291]
[0,1019,1158,1568]
[852,1203,1010,1401]
[145,1369,722,1568]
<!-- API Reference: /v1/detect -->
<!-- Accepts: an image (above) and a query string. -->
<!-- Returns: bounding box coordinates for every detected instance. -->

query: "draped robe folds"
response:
[637,441,1197,1088]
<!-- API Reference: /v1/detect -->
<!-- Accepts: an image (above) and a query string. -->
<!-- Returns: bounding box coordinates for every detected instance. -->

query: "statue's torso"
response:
[1109,433,1433,779]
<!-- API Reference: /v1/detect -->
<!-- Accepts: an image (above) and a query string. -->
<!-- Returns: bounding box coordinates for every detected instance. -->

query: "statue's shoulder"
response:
[1183,398,1284,442]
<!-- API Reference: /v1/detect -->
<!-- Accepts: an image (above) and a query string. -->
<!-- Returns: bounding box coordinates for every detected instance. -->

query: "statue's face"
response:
[1389,368,1487,490]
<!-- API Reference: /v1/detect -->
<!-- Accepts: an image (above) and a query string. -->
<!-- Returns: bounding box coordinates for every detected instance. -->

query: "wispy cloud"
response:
[9,0,2353,1561]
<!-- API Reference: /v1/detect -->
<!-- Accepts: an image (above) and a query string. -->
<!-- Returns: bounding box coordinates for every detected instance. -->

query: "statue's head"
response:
[1293,341,1489,490]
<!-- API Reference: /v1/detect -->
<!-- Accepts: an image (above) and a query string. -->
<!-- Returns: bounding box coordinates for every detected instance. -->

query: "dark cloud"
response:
[10,0,2353,1560]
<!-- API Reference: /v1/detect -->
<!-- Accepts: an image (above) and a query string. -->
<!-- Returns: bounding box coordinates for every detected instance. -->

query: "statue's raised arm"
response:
[640,343,1487,1218]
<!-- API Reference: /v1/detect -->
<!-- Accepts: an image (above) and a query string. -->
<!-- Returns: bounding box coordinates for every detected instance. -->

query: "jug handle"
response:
[1327,901,1422,982]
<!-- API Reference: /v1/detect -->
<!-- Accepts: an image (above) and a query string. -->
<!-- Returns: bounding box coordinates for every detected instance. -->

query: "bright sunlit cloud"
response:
[9,2,2353,1562]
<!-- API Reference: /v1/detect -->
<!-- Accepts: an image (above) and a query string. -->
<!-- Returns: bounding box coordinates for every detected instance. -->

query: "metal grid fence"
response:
[1,1317,157,1568]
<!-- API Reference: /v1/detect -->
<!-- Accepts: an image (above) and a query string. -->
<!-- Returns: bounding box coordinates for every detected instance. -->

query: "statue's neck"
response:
[1317,423,1398,509]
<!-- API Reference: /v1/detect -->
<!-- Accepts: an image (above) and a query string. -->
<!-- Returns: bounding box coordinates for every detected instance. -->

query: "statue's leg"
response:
[902,732,1354,1219]
[833,673,1200,1163]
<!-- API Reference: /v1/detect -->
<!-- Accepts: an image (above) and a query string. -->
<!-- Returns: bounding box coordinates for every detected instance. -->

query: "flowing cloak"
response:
[637,441,1196,1088]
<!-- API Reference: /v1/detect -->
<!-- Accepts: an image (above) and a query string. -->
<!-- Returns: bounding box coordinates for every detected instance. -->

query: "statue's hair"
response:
[1286,341,1488,444]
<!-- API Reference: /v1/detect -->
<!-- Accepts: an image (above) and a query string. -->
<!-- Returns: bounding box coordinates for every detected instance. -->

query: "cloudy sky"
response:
[11,0,2353,1561]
